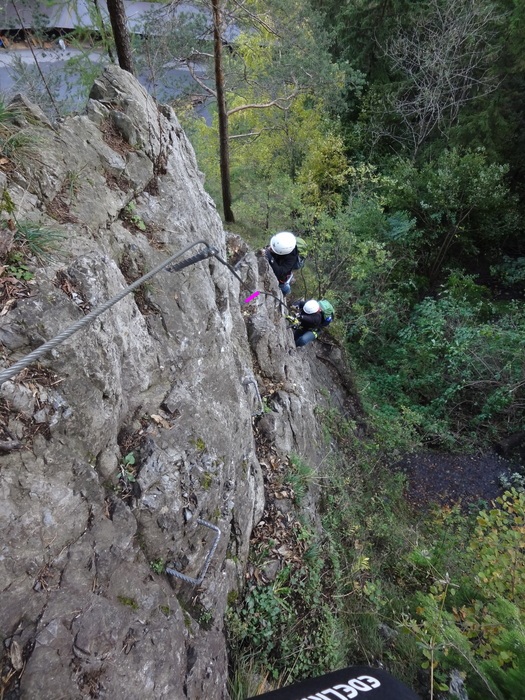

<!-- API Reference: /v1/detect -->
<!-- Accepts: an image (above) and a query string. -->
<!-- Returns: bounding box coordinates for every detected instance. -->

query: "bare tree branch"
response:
[230,0,280,36]
[228,127,278,140]
[184,60,217,97]
[378,0,501,157]
[227,94,296,116]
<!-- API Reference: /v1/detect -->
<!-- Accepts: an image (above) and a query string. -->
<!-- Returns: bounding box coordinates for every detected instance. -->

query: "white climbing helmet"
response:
[303,299,320,314]
[270,231,296,255]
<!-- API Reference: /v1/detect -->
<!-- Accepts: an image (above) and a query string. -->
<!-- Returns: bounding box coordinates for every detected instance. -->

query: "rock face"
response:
[0,67,345,699]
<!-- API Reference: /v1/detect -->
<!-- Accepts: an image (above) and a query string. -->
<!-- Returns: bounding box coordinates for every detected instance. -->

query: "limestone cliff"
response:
[0,67,353,699]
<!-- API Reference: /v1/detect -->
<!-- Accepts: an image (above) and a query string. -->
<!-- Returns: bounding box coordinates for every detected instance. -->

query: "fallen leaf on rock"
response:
[276,545,293,559]
[9,640,24,670]
[150,414,171,429]
[0,298,16,316]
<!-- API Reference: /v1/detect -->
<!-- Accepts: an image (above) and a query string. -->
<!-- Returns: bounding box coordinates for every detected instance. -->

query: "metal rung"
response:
[165,518,221,585]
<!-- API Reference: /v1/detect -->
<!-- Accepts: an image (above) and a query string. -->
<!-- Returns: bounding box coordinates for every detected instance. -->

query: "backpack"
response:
[295,236,308,257]
[319,300,334,327]
[294,237,308,270]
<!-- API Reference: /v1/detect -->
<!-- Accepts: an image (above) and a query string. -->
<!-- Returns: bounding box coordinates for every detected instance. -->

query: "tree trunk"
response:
[212,0,235,223]
[106,0,134,74]
[93,0,115,62]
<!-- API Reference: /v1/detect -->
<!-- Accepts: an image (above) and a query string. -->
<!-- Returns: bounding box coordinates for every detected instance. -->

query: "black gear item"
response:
[265,246,301,282]
[245,665,421,700]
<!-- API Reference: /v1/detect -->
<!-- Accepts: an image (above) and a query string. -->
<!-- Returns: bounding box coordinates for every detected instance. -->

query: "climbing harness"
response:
[285,313,301,328]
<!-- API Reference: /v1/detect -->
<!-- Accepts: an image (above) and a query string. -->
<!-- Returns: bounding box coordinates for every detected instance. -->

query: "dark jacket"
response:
[265,246,301,284]
[295,300,324,330]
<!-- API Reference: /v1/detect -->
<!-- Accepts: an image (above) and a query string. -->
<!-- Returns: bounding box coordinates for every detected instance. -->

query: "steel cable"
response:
[0,239,290,387]
[0,240,215,386]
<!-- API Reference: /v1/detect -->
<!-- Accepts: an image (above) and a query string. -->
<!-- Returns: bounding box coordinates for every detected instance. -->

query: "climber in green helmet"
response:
[264,231,305,296]
[288,299,334,347]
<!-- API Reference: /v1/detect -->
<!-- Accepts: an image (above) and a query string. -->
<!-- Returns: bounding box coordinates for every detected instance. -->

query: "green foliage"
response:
[150,558,165,574]
[312,408,430,686]
[311,0,411,77]
[201,472,213,490]
[0,97,38,164]
[301,201,416,341]
[117,595,139,610]
[119,452,137,485]
[122,202,147,232]
[65,168,86,201]
[122,452,135,466]
[359,282,525,447]
[400,492,525,699]
[13,221,64,261]
[193,437,206,452]
[4,252,33,280]
[0,208,64,285]
[261,397,273,414]
[0,131,36,163]
[198,608,214,629]
[230,96,346,229]
[470,490,525,603]
[381,149,517,279]
[227,558,343,682]
[286,454,315,506]
[227,654,274,700]
[490,256,525,287]
[498,472,525,493]
[297,130,350,214]
[227,501,346,685]
[478,625,525,700]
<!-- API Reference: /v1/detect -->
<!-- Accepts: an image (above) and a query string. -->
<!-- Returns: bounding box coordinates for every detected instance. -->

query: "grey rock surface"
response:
[0,66,343,699]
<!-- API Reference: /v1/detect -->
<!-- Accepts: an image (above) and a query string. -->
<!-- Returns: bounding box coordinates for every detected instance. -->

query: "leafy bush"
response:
[379,148,519,280]
[400,491,525,699]
[358,274,525,447]
[490,256,525,288]
[227,555,343,683]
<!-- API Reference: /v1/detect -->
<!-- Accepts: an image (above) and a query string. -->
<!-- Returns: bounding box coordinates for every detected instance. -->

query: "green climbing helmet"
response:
[319,300,335,318]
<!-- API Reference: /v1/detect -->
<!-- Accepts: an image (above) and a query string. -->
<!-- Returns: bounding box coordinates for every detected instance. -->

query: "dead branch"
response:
[185,61,217,97]
[381,0,501,156]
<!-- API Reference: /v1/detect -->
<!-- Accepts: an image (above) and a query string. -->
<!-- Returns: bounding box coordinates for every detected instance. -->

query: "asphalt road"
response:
[0,46,210,120]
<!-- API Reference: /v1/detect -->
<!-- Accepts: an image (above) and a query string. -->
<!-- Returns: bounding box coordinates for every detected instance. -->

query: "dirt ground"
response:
[394,450,523,511]
[310,339,525,513]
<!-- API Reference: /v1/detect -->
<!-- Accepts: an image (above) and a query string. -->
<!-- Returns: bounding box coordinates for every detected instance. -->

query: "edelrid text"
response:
[301,675,381,700]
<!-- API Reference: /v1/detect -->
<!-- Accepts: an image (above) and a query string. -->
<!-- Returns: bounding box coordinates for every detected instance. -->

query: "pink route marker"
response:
[244,291,260,303]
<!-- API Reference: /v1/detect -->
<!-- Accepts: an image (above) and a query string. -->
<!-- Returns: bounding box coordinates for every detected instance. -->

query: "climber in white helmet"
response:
[264,231,304,296]
[289,299,333,347]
